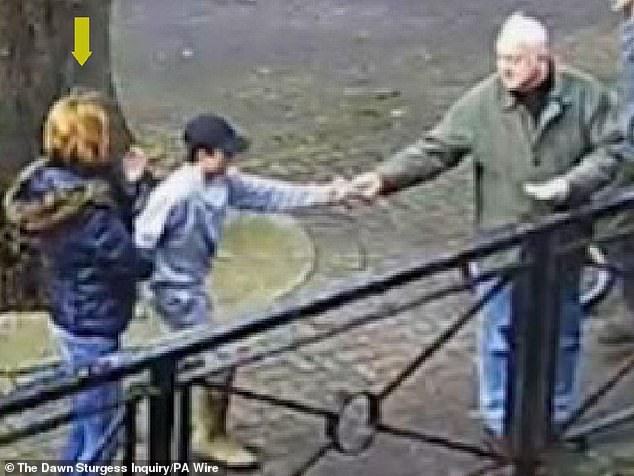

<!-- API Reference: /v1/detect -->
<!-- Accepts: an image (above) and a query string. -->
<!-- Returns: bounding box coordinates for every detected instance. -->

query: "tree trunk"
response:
[0,0,131,180]
[0,0,131,312]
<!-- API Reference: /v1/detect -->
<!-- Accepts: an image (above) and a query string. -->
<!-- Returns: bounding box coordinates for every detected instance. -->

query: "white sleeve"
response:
[134,165,203,248]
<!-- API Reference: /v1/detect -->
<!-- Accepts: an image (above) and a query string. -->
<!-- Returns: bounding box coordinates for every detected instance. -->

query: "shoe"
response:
[192,431,258,470]
[192,386,259,470]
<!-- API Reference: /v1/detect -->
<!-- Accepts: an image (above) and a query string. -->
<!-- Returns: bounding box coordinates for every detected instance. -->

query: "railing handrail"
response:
[3,185,634,418]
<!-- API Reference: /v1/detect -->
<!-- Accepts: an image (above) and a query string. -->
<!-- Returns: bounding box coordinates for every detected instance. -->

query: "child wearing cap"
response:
[134,113,346,467]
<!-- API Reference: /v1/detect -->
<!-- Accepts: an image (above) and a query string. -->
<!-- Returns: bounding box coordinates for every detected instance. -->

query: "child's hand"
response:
[327,176,353,204]
[122,146,148,183]
[349,172,384,202]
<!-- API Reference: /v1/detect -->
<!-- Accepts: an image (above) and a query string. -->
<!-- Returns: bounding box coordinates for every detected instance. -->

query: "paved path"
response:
[3,1,634,474]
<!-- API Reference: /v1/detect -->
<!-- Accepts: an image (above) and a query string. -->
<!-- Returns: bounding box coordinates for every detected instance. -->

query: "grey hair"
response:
[496,12,549,53]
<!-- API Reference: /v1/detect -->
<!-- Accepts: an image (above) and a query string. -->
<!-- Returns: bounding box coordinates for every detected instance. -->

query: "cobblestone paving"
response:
[3,1,634,474]
[221,205,634,476]
[2,175,633,476]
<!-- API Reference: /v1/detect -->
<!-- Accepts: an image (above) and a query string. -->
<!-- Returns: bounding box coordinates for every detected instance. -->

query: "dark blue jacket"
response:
[4,159,151,337]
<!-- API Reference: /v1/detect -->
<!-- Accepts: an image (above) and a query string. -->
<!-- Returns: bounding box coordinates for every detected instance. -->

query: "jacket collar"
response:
[499,62,573,112]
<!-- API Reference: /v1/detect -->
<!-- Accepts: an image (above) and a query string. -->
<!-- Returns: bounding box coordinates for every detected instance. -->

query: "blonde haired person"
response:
[4,91,151,471]
[43,93,111,166]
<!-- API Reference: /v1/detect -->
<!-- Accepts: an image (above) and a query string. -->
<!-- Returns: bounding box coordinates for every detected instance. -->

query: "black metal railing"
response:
[2,188,634,475]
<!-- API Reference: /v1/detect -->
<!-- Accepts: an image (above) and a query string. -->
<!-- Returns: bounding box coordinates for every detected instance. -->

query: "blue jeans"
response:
[477,281,583,436]
[52,326,121,469]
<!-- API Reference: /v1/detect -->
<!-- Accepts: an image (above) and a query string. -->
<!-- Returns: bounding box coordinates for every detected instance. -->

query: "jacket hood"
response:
[4,158,116,233]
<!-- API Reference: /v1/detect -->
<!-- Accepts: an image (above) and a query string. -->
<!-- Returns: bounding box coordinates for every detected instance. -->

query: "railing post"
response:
[123,399,137,467]
[0,268,6,311]
[149,357,176,466]
[508,228,561,475]
[177,385,191,464]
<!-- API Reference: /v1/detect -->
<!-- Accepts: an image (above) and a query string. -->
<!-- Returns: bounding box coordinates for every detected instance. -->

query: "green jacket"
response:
[377,66,624,232]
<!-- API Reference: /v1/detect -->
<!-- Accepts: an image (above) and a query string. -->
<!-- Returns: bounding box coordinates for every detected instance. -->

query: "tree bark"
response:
[0,0,131,179]
[0,0,131,311]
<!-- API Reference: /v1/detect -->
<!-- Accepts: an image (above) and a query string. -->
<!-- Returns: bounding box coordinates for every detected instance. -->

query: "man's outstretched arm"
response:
[350,92,476,199]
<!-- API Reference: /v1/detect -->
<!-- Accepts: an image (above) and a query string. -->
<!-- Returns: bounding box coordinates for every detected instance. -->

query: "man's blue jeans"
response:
[477,281,583,436]
[52,326,121,467]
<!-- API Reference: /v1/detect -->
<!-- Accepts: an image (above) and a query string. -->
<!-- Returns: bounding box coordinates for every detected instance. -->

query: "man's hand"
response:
[613,0,634,18]
[122,146,148,183]
[523,176,570,203]
[349,172,384,202]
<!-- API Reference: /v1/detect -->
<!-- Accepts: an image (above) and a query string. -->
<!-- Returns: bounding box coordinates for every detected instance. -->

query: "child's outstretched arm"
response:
[226,168,348,212]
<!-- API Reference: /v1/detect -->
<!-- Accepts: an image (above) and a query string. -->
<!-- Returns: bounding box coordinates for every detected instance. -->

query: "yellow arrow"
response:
[72,17,92,66]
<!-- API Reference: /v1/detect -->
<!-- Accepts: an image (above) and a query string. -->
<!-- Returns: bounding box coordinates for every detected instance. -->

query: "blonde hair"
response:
[43,90,111,167]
